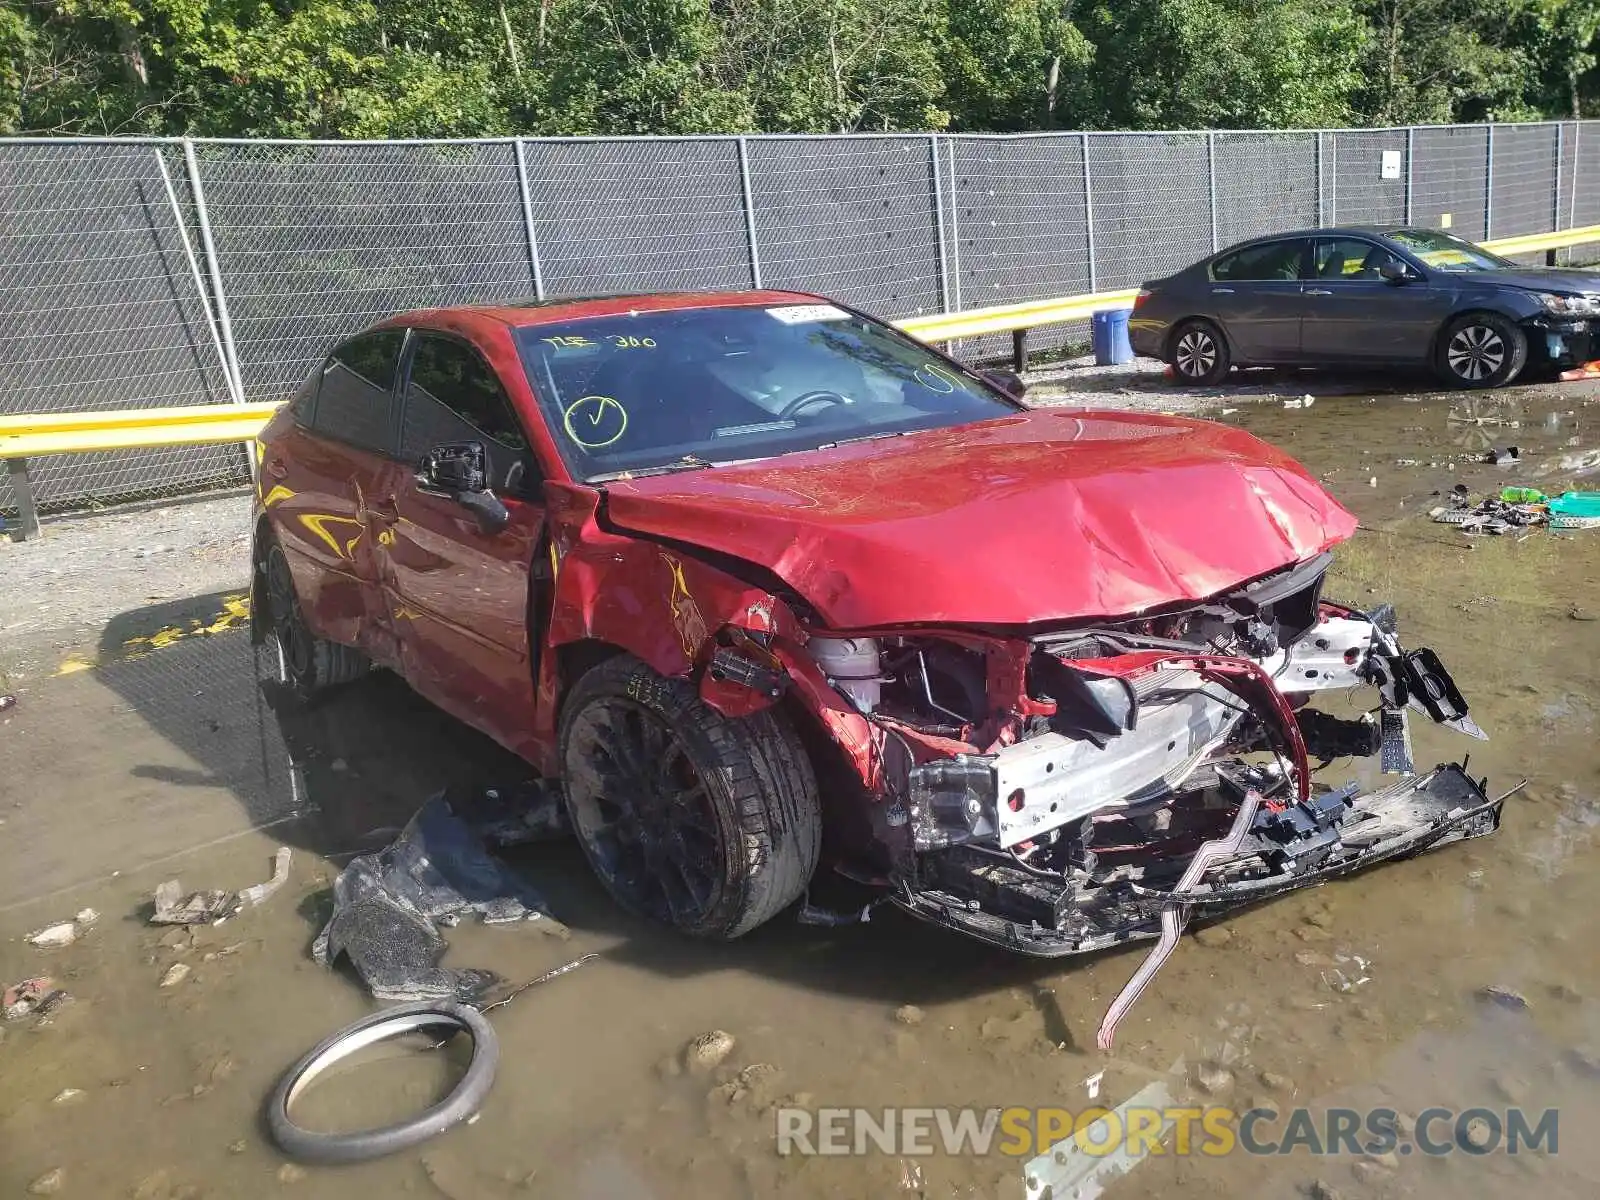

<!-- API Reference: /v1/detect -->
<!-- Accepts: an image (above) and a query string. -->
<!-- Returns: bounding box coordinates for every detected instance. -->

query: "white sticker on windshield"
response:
[766,304,849,324]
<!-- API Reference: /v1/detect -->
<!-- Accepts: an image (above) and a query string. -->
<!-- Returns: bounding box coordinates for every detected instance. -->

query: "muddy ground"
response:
[3,368,1600,1199]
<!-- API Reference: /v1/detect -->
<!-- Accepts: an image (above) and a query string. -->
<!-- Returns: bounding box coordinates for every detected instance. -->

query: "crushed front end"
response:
[795,552,1503,989]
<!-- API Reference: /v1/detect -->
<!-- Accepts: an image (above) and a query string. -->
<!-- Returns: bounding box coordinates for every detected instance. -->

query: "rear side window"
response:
[1212,240,1307,282]
[314,330,404,453]
[400,333,534,492]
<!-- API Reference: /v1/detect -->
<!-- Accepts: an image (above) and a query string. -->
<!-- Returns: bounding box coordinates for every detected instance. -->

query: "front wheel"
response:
[1435,312,1527,389]
[559,654,821,939]
[1168,318,1232,385]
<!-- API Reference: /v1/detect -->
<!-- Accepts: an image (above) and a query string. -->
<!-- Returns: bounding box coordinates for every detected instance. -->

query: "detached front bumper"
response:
[893,762,1500,957]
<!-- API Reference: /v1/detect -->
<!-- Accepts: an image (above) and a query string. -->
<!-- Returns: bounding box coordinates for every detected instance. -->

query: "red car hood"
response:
[598,409,1357,628]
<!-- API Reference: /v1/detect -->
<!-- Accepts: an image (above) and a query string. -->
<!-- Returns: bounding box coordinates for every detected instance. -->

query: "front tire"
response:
[1168,318,1232,385]
[1435,312,1527,389]
[255,537,368,704]
[559,654,820,939]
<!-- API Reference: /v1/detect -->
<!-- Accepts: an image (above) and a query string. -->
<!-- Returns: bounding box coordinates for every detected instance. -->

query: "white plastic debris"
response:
[25,923,78,949]
[1084,1069,1105,1100]
[1023,1079,1176,1200]
[1284,394,1316,409]
[237,848,292,908]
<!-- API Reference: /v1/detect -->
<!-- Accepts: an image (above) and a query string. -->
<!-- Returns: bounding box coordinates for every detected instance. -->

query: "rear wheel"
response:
[256,538,368,703]
[1435,312,1527,389]
[559,654,820,939]
[1168,319,1232,385]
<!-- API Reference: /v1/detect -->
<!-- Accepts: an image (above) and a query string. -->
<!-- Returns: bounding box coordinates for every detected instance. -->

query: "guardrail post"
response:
[1082,133,1097,292]
[4,458,40,541]
[1484,124,1495,240]
[1012,329,1029,374]
[930,135,952,314]
[737,137,762,289]
[1405,127,1415,224]
[1207,131,1219,252]
[181,139,245,407]
[513,138,547,300]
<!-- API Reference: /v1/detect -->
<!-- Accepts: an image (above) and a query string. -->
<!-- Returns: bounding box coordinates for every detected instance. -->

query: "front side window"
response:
[1311,238,1406,280]
[1212,240,1307,282]
[513,303,1020,481]
[314,329,404,453]
[400,333,534,493]
[1385,228,1511,273]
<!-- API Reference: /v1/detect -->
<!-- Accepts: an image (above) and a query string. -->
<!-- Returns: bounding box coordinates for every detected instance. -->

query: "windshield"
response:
[1384,228,1514,273]
[513,302,1019,481]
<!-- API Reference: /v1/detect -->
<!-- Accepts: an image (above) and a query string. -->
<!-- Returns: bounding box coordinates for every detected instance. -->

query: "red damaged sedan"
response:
[251,290,1498,994]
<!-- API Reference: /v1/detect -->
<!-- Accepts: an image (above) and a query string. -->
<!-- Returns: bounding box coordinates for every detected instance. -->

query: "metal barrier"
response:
[9,214,1600,541]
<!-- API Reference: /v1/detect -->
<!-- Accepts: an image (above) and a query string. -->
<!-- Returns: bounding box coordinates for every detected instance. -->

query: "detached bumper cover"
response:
[892,763,1499,957]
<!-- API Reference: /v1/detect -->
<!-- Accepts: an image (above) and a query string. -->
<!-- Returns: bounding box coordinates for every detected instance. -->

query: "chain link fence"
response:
[3,121,1597,515]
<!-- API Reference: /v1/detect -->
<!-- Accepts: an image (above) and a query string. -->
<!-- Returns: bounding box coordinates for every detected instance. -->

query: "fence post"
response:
[736,137,762,290]
[1082,132,1097,292]
[1405,127,1415,224]
[181,139,245,408]
[946,138,962,313]
[1315,133,1325,226]
[1207,131,1219,253]
[153,147,241,406]
[1484,125,1495,240]
[513,139,546,301]
[1328,133,1337,226]
[930,135,952,314]
[1572,122,1583,233]
[1553,123,1566,265]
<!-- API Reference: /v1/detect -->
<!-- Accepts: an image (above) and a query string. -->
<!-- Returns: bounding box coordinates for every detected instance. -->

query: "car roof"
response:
[1214,225,1433,254]
[380,289,834,331]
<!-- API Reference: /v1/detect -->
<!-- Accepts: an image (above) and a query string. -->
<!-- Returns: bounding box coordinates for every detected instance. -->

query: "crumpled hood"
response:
[598,409,1357,628]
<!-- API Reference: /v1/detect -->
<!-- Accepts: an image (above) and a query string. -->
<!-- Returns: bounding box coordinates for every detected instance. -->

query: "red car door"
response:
[377,328,545,759]
[262,328,404,667]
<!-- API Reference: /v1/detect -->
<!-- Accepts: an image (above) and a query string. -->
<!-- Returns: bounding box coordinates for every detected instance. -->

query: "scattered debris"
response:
[1084,1069,1105,1100]
[1559,360,1600,381]
[237,848,293,908]
[27,1168,63,1196]
[152,848,293,925]
[0,694,15,713]
[1307,1179,1344,1200]
[1476,984,1529,1011]
[1194,1063,1234,1095]
[74,907,99,927]
[311,792,562,1002]
[160,962,192,988]
[1461,1116,1495,1149]
[277,1164,306,1185]
[893,1005,925,1026]
[152,881,241,927]
[1284,394,1316,409]
[1023,1078,1176,1200]
[684,1030,736,1074]
[1483,445,1521,467]
[25,921,80,949]
[50,1088,84,1105]
[3,976,67,1020]
[1259,1071,1294,1093]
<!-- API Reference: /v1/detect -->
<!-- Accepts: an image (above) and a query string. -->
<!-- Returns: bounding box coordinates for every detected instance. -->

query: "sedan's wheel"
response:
[1169,319,1232,385]
[559,654,820,939]
[1436,312,1527,389]
[256,538,368,703]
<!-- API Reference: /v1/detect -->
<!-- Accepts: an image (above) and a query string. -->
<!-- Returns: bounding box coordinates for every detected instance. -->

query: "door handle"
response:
[1211,287,1235,294]
[1306,288,1334,296]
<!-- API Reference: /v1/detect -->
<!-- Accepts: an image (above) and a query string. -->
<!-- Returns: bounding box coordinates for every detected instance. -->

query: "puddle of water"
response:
[3,386,1600,1198]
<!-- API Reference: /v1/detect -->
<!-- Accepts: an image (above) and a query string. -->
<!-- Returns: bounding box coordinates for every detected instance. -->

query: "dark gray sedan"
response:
[1129,226,1600,388]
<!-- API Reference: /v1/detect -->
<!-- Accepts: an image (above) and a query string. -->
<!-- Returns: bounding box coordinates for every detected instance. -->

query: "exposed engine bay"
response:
[798,551,1504,1045]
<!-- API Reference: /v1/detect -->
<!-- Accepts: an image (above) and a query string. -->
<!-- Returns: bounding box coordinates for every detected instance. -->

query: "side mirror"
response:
[417,442,509,534]
[980,367,1028,400]
[1379,264,1413,284]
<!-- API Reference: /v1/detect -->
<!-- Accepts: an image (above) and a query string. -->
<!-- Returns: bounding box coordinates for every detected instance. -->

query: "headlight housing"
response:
[1537,291,1600,317]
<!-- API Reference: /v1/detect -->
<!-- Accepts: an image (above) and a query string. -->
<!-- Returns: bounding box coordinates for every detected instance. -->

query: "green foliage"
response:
[3,0,1598,137]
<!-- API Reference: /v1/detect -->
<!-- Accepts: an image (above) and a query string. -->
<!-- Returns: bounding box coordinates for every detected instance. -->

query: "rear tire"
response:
[559,654,820,939]
[1168,319,1232,385]
[1435,312,1527,389]
[255,537,368,704]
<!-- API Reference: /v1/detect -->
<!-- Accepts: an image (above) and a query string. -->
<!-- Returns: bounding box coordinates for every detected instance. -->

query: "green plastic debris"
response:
[1500,487,1547,504]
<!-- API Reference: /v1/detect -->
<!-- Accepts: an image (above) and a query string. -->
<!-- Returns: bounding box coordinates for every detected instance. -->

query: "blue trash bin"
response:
[1091,308,1135,366]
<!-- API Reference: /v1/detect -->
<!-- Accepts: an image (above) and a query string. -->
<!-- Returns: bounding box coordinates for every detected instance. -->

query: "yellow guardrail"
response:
[7,221,1600,541]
